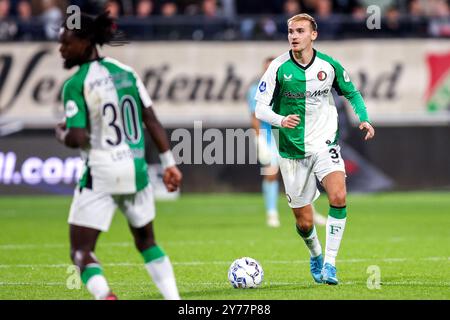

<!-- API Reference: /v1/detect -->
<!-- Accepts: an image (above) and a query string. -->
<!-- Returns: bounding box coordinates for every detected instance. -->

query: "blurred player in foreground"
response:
[55,12,182,300]
[247,57,327,228]
[254,14,375,285]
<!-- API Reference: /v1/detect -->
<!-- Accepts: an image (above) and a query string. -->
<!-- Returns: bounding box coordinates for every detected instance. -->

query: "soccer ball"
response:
[228,257,264,288]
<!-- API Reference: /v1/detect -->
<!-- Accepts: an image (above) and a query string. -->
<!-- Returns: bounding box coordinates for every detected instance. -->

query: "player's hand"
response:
[359,121,375,140]
[281,114,300,129]
[55,121,67,144]
[163,166,182,192]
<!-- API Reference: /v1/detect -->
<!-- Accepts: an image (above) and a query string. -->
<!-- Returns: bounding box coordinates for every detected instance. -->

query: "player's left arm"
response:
[332,59,375,141]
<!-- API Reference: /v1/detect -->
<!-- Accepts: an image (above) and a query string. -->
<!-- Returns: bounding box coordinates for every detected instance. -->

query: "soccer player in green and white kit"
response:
[254,14,375,285]
[55,12,182,299]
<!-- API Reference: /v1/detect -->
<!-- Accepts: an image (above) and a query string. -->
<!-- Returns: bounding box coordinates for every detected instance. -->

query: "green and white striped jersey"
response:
[62,57,151,194]
[255,49,369,159]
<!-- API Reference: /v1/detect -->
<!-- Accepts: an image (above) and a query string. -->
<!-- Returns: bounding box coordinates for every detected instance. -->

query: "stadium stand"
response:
[0,0,448,41]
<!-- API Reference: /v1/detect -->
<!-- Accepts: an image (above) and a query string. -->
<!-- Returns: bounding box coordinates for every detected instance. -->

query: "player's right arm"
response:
[137,75,182,192]
[253,60,299,129]
[55,79,89,148]
[142,107,182,192]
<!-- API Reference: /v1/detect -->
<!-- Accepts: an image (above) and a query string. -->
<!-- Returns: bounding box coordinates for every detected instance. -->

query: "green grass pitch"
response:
[0,192,449,300]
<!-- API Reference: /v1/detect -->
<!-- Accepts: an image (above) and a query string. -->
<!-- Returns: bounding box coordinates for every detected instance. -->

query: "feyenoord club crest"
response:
[317,71,327,81]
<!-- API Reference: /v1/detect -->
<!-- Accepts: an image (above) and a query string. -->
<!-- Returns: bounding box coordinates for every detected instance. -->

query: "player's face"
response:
[59,29,92,69]
[288,20,317,53]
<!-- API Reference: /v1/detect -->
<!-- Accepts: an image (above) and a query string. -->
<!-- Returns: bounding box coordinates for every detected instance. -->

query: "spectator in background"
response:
[183,0,201,15]
[121,0,135,16]
[199,0,225,39]
[278,0,301,34]
[161,1,178,17]
[301,0,318,14]
[202,0,220,18]
[105,0,121,18]
[220,0,236,19]
[0,0,17,40]
[315,0,341,39]
[136,0,153,18]
[259,16,278,39]
[284,0,301,16]
[408,0,425,16]
[383,5,407,37]
[428,0,450,37]
[16,0,38,40]
[155,1,179,40]
[17,0,31,19]
[351,4,366,20]
[134,0,154,39]
[407,0,428,36]
[40,0,62,40]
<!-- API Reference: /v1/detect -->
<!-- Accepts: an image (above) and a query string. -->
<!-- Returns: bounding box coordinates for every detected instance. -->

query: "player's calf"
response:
[71,250,115,300]
[140,245,181,300]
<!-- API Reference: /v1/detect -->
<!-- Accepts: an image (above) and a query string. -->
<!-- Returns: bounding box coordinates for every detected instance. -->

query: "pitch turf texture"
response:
[0,192,449,300]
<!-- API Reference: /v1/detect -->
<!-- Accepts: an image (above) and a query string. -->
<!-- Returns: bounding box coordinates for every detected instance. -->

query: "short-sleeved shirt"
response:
[255,49,369,159]
[62,57,152,194]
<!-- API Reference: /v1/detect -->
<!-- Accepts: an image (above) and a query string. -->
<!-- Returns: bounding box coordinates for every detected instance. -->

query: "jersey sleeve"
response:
[134,72,153,108]
[254,61,279,107]
[62,78,88,129]
[331,58,370,123]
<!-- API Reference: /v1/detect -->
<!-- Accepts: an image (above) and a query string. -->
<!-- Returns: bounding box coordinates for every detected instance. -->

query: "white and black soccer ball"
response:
[228,257,264,288]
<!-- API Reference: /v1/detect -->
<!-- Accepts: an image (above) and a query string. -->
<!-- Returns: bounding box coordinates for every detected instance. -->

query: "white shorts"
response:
[279,145,346,208]
[68,184,156,232]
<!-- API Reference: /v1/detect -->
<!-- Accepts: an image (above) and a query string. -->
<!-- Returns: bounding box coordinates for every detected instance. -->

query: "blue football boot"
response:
[310,254,324,283]
[321,262,338,285]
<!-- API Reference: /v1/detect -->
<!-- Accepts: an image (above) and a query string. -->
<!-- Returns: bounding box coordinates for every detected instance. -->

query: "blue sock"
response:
[262,180,279,215]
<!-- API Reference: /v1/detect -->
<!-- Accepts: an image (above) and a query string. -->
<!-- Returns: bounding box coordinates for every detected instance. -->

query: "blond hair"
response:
[287,13,318,31]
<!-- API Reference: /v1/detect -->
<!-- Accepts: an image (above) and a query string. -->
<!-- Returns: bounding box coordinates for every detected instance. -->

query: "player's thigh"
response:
[314,145,346,184]
[278,157,320,208]
[322,171,346,194]
[119,184,156,229]
[68,187,117,232]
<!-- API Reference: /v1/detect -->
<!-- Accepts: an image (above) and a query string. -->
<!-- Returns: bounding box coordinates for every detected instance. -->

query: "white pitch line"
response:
[0,237,409,250]
[0,257,448,269]
[1,280,449,287]
[0,240,237,250]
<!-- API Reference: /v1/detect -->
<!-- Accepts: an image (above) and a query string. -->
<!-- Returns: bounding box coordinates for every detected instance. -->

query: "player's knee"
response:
[329,190,347,207]
[297,220,314,233]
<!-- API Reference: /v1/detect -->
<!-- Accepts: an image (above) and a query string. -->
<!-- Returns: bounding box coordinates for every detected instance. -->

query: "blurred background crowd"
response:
[0,0,449,41]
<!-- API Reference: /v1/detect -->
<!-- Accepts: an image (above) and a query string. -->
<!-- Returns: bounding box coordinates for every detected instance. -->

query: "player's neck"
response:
[88,48,100,61]
[80,48,100,66]
[292,47,314,66]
